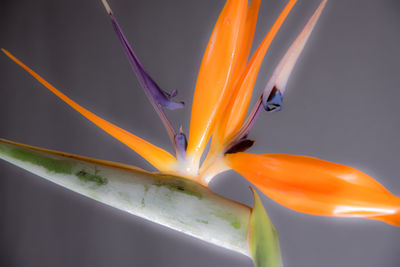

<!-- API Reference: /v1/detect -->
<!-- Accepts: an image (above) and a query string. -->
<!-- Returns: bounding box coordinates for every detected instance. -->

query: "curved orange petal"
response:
[231,0,261,88]
[214,0,297,147]
[226,152,400,226]
[199,0,261,173]
[2,49,177,172]
[186,0,247,171]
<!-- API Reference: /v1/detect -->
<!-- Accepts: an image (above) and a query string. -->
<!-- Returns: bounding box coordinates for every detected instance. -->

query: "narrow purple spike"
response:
[103,2,184,110]
[102,0,185,156]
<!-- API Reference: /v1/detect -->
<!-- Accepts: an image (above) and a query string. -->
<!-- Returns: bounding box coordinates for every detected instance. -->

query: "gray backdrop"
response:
[1,0,400,266]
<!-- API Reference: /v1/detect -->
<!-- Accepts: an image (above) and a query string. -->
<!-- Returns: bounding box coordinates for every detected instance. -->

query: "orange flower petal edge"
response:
[230,0,261,91]
[201,0,297,181]
[186,0,247,173]
[197,0,261,178]
[225,152,400,226]
[226,0,327,146]
[1,49,177,172]
[213,0,297,148]
[208,0,261,156]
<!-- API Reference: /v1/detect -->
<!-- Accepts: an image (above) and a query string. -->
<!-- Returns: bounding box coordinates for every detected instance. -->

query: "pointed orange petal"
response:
[186,0,247,171]
[214,0,297,146]
[231,0,261,87]
[2,49,177,172]
[200,0,262,168]
[242,0,261,61]
[226,152,400,226]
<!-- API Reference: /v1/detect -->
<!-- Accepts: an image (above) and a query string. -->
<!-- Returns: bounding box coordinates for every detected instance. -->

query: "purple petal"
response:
[170,89,178,98]
[141,69,184,110]
[107,11,184,110]
[102,0,186,157]
[263,86,283,112]
[174,131,188,160]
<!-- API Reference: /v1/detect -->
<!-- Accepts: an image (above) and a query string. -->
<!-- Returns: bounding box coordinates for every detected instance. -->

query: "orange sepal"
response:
[230,0,261,88]
[226,152,400,226]
[187,0,247,170]
[2,49,177,172]
[200,0,262,166]
[214,0,297,146]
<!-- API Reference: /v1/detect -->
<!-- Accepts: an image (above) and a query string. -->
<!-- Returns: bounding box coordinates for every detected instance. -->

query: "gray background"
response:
[1,0,400,266]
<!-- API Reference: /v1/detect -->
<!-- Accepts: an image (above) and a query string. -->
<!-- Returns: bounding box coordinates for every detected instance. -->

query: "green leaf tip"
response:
[248,188,282,267]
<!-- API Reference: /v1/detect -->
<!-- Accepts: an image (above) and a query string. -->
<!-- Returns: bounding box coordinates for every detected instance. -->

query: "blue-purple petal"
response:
[262,87,283,112]
[102,0,189,157]
[109,12,184,110]
[174,132,188,159]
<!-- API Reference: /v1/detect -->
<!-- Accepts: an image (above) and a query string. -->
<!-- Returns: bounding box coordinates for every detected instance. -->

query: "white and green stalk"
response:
[0,138,281,267]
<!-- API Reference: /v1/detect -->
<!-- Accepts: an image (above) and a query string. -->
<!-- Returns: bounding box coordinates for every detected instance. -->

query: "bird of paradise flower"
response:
[1,0,400,266]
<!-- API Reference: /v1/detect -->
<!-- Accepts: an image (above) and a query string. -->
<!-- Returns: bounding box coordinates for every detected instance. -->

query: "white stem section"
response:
[0,139,251,257]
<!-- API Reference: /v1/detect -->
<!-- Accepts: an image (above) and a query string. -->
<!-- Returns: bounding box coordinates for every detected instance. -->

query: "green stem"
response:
[0,138,251,256]
[0,138,283,266]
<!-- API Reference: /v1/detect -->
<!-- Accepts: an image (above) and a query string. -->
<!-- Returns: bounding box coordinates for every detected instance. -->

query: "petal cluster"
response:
[3,0,400,227]
[188,0,297,173]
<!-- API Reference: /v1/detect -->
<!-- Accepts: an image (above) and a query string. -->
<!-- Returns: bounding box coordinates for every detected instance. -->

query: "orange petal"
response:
[231,0,261,88]
[214,0,297,146]
[199,0,261,170]
[226,152,400,226]
[186,0,247,171]
[2,49,177,172]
